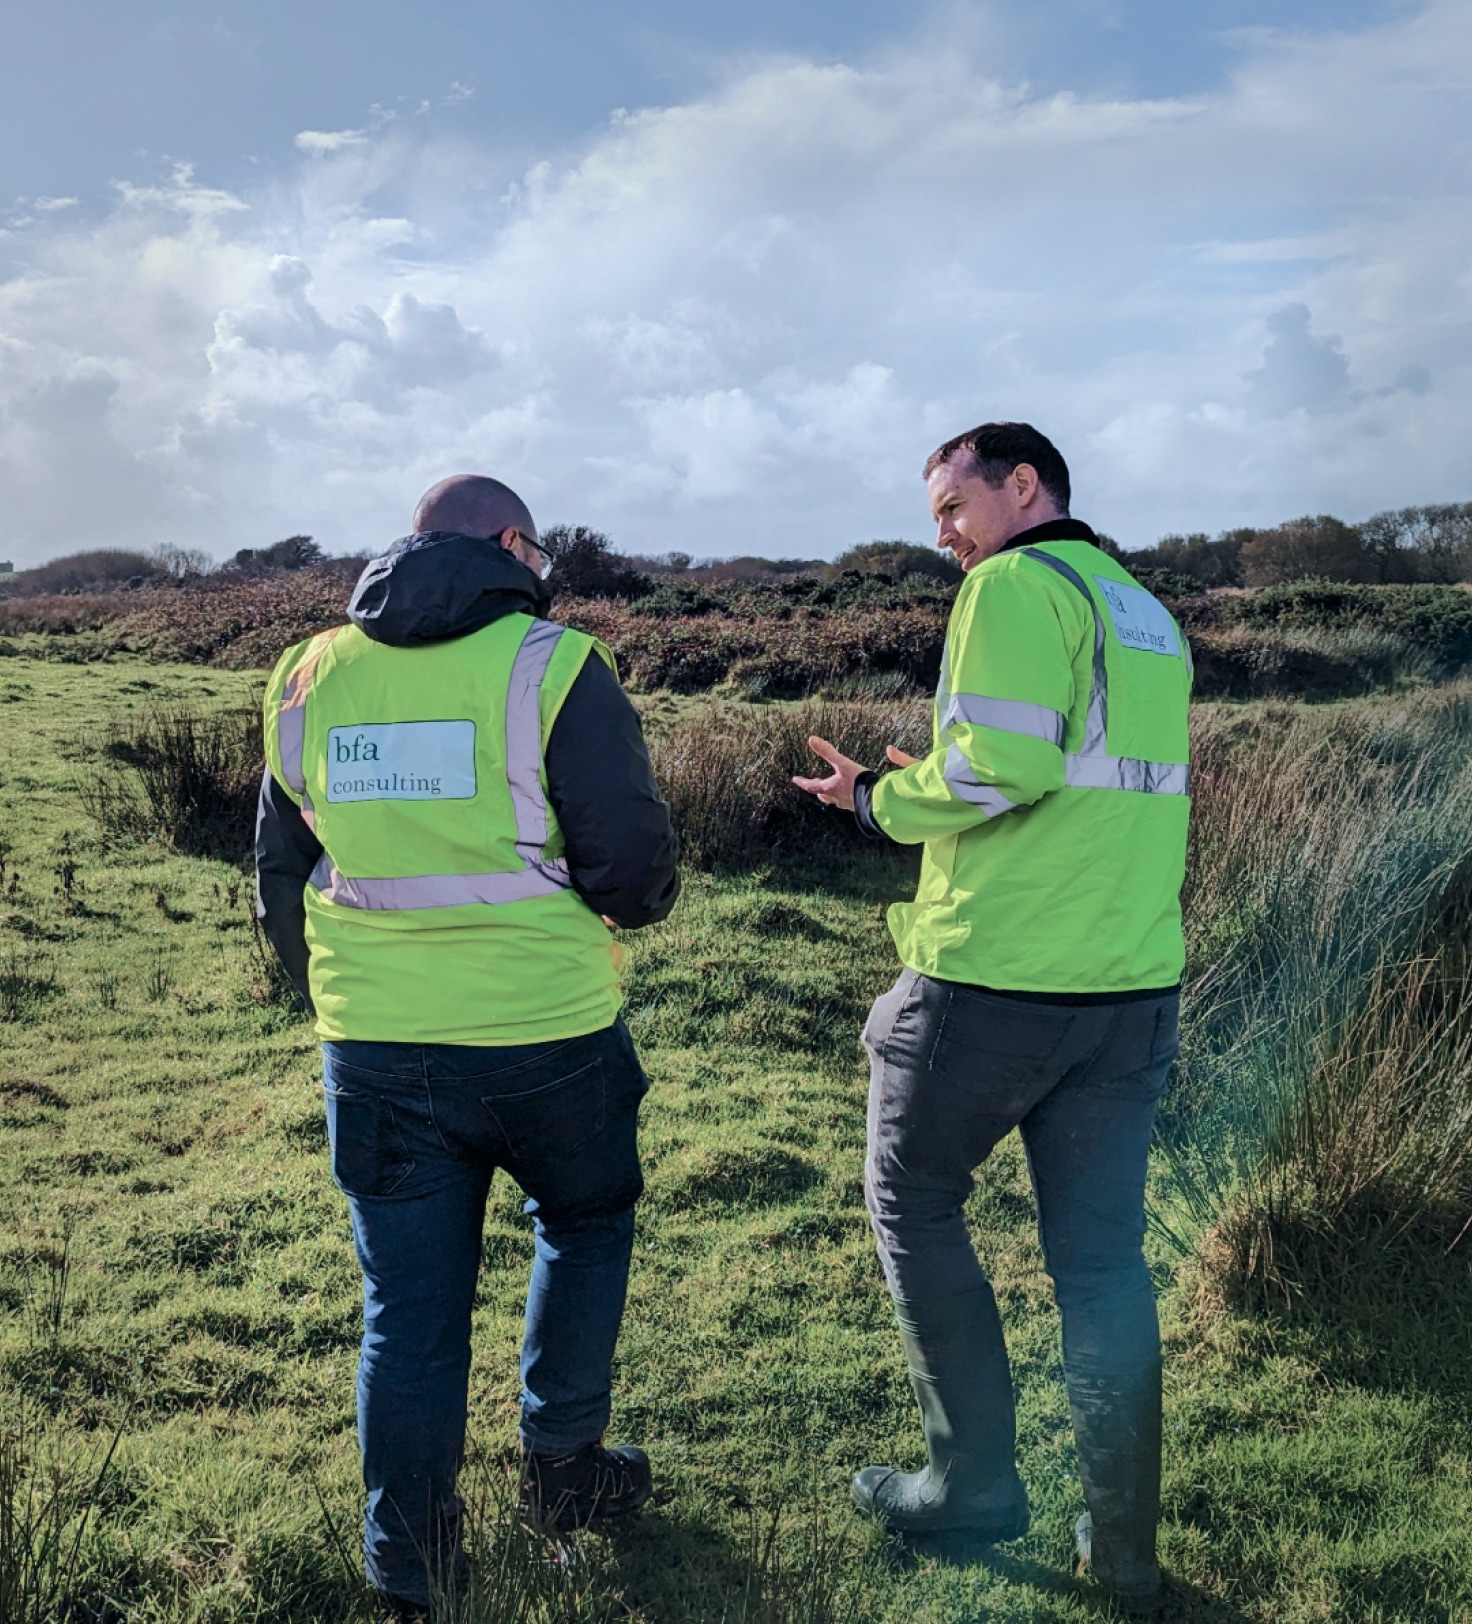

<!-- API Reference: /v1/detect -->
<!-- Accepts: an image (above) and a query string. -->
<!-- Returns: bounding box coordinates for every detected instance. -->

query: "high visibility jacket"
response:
[262,614,623,1045]
[871,530,1192,993]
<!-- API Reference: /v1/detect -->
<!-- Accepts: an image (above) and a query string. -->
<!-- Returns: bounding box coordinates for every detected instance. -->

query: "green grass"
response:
[1,662,1470,1622]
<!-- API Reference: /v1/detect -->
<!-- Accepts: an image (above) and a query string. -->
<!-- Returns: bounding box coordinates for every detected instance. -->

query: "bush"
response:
[0,550,167,598]
[80,705,263,862]
[828,541,960,584]
[1188,625,1434,701]
[1228,579,1472,674]
[650,697,930,867]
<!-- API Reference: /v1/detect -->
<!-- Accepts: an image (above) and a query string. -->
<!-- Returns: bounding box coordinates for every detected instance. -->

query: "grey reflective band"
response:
[285,617,578,912]
[279,704,306,795]
[307,854,572,910]
[1022,549,1108,756]
[1020,547,1189,798]
[944,743,1017,817]
[1065,757,1190,796]
[505,618,566,866]
[943,692,1066,748]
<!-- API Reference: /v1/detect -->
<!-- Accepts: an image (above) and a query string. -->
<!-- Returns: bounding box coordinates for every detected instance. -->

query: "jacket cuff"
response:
[853,772,893,841]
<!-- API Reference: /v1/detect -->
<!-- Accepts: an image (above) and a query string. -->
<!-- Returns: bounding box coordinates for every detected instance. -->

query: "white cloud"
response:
[1,0,1469,567]
[295,128,371,155]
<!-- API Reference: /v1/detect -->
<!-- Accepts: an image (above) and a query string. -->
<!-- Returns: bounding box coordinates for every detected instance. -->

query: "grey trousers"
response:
[862,969,1179,1378]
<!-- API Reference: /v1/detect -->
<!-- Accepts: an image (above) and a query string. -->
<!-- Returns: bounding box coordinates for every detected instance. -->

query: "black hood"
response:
[347,531,552,647]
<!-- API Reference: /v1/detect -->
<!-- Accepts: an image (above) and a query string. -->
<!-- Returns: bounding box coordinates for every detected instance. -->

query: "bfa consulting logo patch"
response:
[1093,576,1181,658]
[324,721,477,803]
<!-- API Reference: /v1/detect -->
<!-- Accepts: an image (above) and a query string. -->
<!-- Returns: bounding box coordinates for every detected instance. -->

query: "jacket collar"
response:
[995,517,1099,556]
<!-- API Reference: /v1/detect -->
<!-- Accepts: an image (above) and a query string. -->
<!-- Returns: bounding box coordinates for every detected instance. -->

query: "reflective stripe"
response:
[277,630,341,796]
[1065,756,1191,795]
[279,706,306,795]
[1020,548,1188,798]
[944,743,1016,817]
[288,616,578,912]
[308,854,572,911]
[943,693,1065,747]
[1022,549,1107,755]
[505,619,566,864]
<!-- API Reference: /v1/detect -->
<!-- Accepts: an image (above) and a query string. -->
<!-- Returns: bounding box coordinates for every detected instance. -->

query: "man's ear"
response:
[1012,463,1042,507]
[499,527,520,552]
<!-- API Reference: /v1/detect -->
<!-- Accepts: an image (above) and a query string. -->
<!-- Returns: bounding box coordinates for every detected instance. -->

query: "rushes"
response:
[0,1404,122,1624]
[1161,688,1472,1301]
[79,703,261,862]
[0,949,57,1023]
[651,697,930,867]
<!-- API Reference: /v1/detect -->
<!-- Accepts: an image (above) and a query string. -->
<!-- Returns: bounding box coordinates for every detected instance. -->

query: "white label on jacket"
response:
[325,721,477,802]
[1093,576,1181,658]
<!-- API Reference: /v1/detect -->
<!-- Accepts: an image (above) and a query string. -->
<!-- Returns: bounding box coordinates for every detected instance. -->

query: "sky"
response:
[0,0,1467,566]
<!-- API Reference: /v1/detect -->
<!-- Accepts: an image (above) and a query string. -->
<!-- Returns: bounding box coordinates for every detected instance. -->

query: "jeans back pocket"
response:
[480,1057,607,1163]
[324,1083,416,1198]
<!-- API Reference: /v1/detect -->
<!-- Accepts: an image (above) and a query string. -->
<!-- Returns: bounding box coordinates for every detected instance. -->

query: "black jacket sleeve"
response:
[253,765,321,1010]
[545,656,680,928]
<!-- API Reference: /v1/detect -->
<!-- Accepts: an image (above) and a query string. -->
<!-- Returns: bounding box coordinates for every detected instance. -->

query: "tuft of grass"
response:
[0,949,58,1024]
[79,703,262,863]
[0,1403,123,1624]
[143,946,176,1003]
[1157,688,1472,1301]
[650,698,929,868]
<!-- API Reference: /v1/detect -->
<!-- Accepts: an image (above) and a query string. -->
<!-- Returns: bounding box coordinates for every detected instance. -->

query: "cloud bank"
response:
[1,0,1468,565]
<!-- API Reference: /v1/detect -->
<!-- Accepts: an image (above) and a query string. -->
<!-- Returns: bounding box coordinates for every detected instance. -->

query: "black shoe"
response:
[376,1592,430,1624]
[520,1442,652,1531]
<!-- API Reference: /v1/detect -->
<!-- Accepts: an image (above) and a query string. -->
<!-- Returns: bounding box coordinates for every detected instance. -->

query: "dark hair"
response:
[923,422,1071,513]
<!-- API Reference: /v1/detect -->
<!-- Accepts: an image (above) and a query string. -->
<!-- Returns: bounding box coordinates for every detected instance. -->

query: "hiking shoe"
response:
[1076,1513,1166,1614]
[520,1442,652,1531]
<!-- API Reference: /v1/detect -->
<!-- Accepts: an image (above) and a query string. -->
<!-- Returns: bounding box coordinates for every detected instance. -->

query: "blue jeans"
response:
[321,1019,648,1605]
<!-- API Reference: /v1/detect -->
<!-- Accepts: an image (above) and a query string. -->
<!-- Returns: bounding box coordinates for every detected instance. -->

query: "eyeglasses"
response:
[505,528,554,580]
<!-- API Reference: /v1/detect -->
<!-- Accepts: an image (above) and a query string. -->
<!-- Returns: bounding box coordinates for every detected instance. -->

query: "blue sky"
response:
[1,0,1466,564]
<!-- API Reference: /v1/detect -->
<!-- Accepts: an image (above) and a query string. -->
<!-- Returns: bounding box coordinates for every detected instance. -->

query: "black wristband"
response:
[853,771,893,841]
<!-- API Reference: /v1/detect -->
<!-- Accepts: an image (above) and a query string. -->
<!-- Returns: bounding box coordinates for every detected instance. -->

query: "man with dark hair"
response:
[922,421,1072,513]
[256,474,679,1621]
[794,424,1191,1613]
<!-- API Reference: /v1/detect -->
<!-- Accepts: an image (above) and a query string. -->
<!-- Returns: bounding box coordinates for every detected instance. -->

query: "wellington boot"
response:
[852,1286,1029,1539]
[1068,1362,1163,1611]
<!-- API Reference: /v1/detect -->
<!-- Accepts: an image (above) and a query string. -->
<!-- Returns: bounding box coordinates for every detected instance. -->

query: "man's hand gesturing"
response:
[792,735,870,812]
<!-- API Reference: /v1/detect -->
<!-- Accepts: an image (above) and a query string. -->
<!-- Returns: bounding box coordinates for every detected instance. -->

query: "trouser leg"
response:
[495,1020,649,1457]
[348,1174,490,1606]
[1021,996,1178,1599]
[518,1201,637,1454]
[856,973,1084,1532]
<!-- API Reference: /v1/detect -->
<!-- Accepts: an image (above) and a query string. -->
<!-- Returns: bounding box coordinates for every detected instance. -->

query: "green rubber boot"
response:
[852,1286,1029,1539]
[1069,1363,1164,1613]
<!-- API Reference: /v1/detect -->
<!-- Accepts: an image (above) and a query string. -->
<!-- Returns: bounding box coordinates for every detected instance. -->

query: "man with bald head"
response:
[256,475,679,1620]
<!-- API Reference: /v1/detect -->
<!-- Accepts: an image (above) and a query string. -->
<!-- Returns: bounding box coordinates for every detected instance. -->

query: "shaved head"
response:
[412,475,538,544]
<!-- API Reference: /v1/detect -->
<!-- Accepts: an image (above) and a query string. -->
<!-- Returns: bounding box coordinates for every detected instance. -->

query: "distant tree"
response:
[540,524,650,598]
[1358,502,1472,583]
[153,543,211,580]
[829,541,961,584]
[1240,515,1375,587]
[231,535,324,576]
[1126,531,1247,588]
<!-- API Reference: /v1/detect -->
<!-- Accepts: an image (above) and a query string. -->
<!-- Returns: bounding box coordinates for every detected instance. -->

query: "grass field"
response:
[1,662,1470,1622]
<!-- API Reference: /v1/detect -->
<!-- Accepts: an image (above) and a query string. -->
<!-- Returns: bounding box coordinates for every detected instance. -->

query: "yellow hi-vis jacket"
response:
[262,614,622,1045]
[871,531,1192,993]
